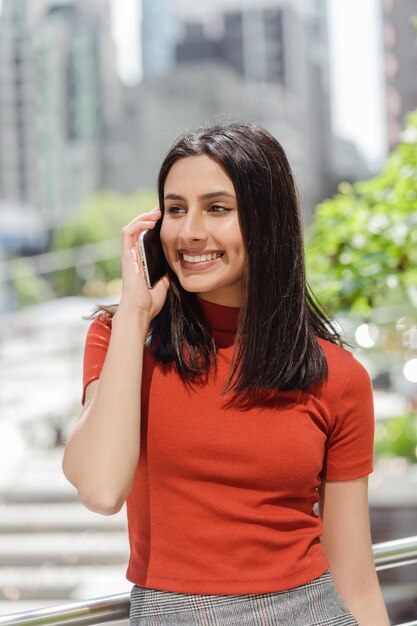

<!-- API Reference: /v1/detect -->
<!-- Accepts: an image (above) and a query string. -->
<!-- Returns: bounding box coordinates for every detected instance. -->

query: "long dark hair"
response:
[89,120,347,407]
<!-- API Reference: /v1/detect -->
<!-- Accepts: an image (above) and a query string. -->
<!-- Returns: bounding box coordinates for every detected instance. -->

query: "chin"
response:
[180,283,212,293]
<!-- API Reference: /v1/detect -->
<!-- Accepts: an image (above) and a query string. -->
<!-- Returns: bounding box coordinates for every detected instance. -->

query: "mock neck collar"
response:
[197,295,240,348]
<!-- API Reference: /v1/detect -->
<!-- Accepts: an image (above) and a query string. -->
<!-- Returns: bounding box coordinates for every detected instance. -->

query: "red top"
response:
[81,296,375,595]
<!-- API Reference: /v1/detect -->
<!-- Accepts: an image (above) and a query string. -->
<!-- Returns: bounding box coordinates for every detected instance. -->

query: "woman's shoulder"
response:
[316,335,352,366]
[93,311,113,327]
[83,312,113,342]
[314,336,371,400]
[316,336,368,372]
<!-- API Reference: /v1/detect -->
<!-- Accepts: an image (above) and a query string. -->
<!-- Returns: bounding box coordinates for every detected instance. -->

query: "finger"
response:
[121,221,156,243]
[123,211,161,231]
[153,274,169,291]
[142,211,161,221]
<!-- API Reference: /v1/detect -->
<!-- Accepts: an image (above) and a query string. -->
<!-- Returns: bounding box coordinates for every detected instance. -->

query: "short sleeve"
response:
[81,314,112,406]
[321,355,375,480]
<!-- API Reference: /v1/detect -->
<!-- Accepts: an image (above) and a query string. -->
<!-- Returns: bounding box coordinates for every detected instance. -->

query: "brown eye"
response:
[208,205,231,214]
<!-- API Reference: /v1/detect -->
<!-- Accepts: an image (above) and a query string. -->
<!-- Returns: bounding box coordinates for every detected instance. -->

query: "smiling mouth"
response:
[180,252,224,263]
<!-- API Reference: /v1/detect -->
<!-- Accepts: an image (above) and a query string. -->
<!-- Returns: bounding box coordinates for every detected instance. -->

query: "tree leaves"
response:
[306,110,417,318]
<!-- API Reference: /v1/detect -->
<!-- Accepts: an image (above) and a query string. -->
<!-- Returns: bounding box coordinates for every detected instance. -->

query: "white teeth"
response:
[182,252,222,263]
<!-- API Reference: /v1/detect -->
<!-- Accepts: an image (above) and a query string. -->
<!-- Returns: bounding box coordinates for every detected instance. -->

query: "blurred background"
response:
[0,0,417,622]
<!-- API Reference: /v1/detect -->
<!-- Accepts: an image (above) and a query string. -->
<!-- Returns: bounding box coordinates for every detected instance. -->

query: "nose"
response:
[178,208,208,245]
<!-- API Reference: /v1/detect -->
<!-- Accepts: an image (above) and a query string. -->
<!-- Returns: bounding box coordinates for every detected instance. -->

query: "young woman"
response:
[62,121,391,625]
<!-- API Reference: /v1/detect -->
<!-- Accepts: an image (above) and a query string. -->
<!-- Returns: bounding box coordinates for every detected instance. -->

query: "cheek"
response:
[231,236,245,258]
[223,219,244,255]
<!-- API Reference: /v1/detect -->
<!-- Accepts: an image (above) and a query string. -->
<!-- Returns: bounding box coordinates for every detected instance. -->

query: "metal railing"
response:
[1,535,417,626]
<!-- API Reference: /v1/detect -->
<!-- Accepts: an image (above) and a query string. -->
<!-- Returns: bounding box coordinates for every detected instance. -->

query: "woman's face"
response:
[160,155,245,307]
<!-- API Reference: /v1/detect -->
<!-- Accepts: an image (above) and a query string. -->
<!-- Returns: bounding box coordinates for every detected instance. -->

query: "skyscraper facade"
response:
[0,0,120,225]
[174,0,333,214]
[0,0,37,207]
[381,0,417,149]
[141,0,177,78]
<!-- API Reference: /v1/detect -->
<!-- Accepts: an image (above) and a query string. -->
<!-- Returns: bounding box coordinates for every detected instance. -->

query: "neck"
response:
[197,292,242,308]
[197,294,240,348]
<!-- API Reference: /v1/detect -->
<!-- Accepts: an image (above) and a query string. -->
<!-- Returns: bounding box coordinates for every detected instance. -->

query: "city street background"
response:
[0,0,417,623]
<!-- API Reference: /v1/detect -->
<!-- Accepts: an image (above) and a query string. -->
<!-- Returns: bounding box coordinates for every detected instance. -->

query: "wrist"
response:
[113,303,151,333]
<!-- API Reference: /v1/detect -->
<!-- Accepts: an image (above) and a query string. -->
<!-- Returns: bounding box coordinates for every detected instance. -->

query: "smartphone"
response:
[138,220,166,288]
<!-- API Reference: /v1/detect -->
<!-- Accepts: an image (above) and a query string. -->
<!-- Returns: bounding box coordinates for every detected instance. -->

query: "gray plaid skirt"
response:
[129,570,359,625]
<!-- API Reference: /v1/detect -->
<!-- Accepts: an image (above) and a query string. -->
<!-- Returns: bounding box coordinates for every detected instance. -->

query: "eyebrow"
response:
[164,191,235,201]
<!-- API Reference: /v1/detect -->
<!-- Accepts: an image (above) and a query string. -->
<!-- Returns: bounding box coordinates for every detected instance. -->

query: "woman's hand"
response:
[118,206,169,321]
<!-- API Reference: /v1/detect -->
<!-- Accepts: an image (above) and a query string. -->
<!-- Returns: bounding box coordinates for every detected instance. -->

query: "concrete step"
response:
[0,531,129,567]
[2,490,79,504]
[1,447,77,503]
[0,502,127,533]
[0,564,131,599]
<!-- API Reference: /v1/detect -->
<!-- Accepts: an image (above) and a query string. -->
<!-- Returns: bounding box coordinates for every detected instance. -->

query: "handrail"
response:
[1,535,417,626]
[374,535,417,570]
[0,594,128,626]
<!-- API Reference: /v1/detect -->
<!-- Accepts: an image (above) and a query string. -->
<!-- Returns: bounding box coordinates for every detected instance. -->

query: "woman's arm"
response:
[318,476,391,626]
[62,208,168,516]
[62,305,150,515]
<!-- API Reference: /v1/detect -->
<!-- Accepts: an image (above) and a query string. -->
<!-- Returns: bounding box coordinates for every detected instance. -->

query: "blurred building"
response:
[0,0,121,230]
[141,0,177,78]
[121,0,334,218]
[176,8,286,84]
[381,0,417,150]
[175,1,335,216]
[329,138,372,187]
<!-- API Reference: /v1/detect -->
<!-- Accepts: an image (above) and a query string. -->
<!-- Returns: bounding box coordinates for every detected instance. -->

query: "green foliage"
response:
[52,189,157,248]
[11,258,57,306]
[374,413,417,463]
[49,189,157,296]
[306,110,417,318]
